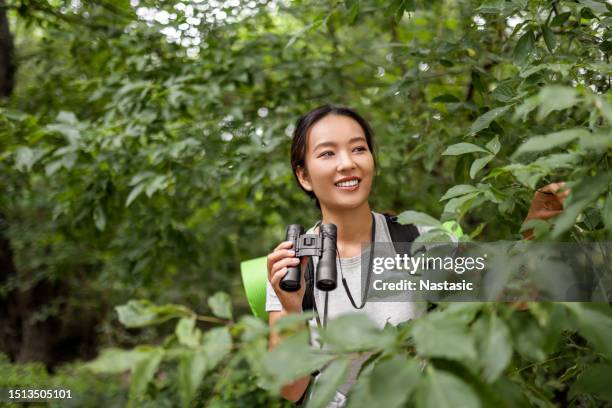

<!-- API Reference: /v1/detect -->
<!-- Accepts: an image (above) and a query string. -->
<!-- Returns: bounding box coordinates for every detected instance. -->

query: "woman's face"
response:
[297,114,374,211]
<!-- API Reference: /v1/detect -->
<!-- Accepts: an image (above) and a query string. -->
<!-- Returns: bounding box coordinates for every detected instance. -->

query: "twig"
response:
[194,314,228,324]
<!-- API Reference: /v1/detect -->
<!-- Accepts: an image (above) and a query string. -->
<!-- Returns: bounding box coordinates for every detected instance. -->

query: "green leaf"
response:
[347,355,421,408]
[597,97,612,124]
[14,147,47,172]
[413,313,477,362]
[414,228,454,244]
[175,317,201,348]
[397,210,442,227]
[262,331,335,392]
[569,363,612,401]
[345,362,376,408]
[470,154,494,179]
[416,368,480,408]
[368,356,420,408]
[273,311,317,332]
[600,40,612,55]
[443,192,480,219]
[542,25,556,52]
[129,171,155,186]
[85,347,152,374]
[468,222,487,239]
[145,175,169,197]
[56,111,78,125]
[115,300,192,328]
[533,152,580,169]
[236,315,268,342]
[519,62,571,78]
[476,0,505,13]
[306,358,351,408]
[45,149,77,177]
[394,0,406,23]
[93,205,106,231]
[513,129,588,156]
[128,348,164,408]
[346,2,360,24]
[403,0,416,12]
[552,172,612,237]
[550,11,570,27]
[440,185,479,201]
[537,86,579,121]
[579,131,612,152]
[514,30,535,66]
[125,183,145,207]
[322,314,395,352]
[201,326,232,370]
[485,135,501,155]
[46,123,80,144]
[286,19,324,48]
[178,350,208,408]
[581,7,597,20]
[208,291,233,320]
[473,314,512,383]
[514,96,539,121]
[563,303,612,359]
[468,106,512,136]
[442,143,489,156]
[491,82,517,103]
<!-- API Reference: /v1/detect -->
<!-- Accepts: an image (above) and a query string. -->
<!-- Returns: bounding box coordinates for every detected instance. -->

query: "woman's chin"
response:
[323,195,369,211]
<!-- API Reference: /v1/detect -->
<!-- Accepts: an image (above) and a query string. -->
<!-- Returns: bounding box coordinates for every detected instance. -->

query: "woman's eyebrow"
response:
[313,136,366,151]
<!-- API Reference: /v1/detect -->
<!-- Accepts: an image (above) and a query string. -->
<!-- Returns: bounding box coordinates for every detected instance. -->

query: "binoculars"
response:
[280,223,337,292]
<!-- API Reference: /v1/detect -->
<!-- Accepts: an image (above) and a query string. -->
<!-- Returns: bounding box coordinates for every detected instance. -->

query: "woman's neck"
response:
[320,202,373,244]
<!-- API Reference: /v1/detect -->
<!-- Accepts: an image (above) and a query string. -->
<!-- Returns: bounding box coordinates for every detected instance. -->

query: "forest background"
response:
[0,0,611,407]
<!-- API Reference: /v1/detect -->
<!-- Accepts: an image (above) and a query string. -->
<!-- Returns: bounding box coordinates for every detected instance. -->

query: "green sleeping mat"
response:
[240,256,269,320]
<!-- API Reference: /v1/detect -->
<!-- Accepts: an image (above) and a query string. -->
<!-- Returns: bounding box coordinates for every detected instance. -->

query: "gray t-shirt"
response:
[265,211,429,405]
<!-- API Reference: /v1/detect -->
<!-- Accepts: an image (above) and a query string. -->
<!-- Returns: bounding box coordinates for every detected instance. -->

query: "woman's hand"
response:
[267,241,310,314]
[522,182,571,239]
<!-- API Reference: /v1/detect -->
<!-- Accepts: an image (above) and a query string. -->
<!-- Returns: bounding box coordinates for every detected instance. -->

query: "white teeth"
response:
[336,179,359,187]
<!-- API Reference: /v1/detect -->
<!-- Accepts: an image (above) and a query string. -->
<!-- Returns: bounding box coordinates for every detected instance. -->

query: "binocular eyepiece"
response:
[280,223,337,292]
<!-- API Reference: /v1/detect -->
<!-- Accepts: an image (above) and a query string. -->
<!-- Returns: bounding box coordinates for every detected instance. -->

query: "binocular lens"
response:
[316,278,336,291]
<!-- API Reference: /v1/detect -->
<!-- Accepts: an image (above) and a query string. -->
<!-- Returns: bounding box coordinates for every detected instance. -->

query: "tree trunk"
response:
[0,0,16,98]
[0,214,22,359]
[1,216,100,367]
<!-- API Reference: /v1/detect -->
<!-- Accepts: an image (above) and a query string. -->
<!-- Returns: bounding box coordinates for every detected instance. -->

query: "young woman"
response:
[265,105,569,406]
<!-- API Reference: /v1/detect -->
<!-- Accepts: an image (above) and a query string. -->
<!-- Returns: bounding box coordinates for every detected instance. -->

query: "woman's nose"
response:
[336,151,357,171]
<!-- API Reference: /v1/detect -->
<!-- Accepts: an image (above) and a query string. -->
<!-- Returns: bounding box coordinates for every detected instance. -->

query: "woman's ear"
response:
[296,166,313,192]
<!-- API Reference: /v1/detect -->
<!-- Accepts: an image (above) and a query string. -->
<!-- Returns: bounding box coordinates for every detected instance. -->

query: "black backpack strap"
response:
[385,214,438,312]
[384,214,420,256]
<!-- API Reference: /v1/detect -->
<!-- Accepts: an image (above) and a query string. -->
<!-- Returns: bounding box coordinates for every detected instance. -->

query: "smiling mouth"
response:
[335,179,360,188]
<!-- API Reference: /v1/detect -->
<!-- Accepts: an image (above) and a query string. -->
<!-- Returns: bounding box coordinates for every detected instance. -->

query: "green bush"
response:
[0,353,127,407]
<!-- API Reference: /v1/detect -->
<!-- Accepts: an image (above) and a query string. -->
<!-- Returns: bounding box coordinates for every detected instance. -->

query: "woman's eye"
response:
[318,151,334,158]
[353,146,367,152]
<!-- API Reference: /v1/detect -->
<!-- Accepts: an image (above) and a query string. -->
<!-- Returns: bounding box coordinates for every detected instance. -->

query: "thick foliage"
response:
[1,0,611,406]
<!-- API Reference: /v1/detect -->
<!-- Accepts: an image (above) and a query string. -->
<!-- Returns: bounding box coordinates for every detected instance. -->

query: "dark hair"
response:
[290,105,376,208]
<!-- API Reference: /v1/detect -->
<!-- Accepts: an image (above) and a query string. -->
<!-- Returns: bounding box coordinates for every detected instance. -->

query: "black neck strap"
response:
[338,212,376,310]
